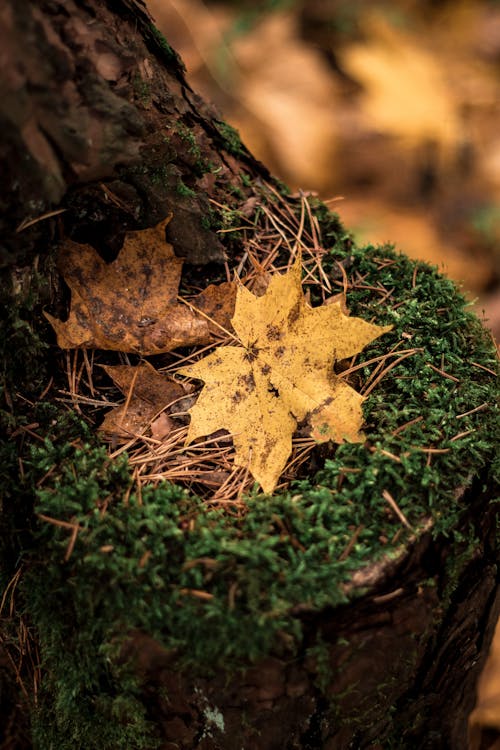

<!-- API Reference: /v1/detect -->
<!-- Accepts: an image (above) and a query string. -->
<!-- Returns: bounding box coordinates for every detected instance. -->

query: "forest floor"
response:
[146,1,500,747]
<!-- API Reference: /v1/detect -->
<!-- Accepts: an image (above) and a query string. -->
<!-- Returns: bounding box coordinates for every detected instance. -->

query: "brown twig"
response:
[382,489,412,529]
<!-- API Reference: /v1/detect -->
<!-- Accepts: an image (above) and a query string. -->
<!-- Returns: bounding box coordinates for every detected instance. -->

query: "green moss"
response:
[240,171,252,187]
[147,24,185,71]
[131,72,151,105]
[24,442,158,750]
[0,266,51,400]
[219,205,245,231]
[201,214,212,230]
[149,163,171,187]
[199,203,223,233]
[214,120,246,157]
[0,266,63,746]
[176,178,196,198]
[203,200,249,239]
[0,264,54,578]
[306,636,332,692]
[228,183,244,199]
[174,121,212,175]
[309,197,353,249]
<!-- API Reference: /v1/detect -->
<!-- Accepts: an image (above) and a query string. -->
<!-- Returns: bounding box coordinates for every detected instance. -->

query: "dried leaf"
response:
[45,216,236,354]
[188,281,237,337]
[231,12,339,191]
[179,257,392,493]
[340,16,459,145]
[150,412,175,441]
[99,363,188,443]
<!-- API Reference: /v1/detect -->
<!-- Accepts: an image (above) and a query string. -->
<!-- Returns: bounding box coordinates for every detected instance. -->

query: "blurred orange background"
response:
[145,1,500,746]
[147,0,500,338]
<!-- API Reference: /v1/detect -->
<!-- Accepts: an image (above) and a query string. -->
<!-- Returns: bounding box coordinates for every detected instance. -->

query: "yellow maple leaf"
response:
[179,257,392,493]
[340,16,459,146]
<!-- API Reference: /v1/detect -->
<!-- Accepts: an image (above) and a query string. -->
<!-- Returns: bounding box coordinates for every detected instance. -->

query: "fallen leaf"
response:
[179,256,392,493]
[340,15,459,146]
[99,363,189,443]
[150,412,175,441]
[231,11,339,191]
[45,216,236,354]
[188,280,237,338]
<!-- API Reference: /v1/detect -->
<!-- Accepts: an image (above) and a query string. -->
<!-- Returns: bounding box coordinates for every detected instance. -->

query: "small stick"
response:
[382,489,412,529]
[456,403,489,419]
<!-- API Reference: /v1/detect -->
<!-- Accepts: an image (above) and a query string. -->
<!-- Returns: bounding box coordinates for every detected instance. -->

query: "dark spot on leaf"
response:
[263,434,277,456]
[267,324,282,340]
[261,364,271,375]
[287,300,301,325]
[72,266,87,285]
[141,266,154,289]
[239,371,256,391]
[244,345,258,362]
[275,346,285,358]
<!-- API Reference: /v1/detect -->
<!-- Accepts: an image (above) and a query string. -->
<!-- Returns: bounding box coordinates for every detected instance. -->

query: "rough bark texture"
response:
[0,0,268,268]
[1,2,498,750]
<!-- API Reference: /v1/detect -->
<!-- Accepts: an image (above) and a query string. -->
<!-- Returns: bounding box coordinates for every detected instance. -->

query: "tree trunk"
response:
[0,0,268,267]
[1,2,498,750]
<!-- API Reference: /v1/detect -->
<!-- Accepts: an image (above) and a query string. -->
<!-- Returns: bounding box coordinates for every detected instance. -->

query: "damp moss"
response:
[175,121,212,175]
[176,178,196,198]
[2,233,499,748]
[131,72,151,105]
[0,263,54,577]
[148,163,171,187]
[147,24,185,71]
[240,171,252,187]
[214,120,246,157]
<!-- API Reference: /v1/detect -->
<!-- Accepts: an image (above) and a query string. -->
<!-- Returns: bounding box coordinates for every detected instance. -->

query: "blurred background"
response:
[144,1,499,745]
[146,0,500,339]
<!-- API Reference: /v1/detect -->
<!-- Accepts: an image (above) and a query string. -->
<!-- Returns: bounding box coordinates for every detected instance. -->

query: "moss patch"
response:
[214,120,246,158]
[147,24,185,71]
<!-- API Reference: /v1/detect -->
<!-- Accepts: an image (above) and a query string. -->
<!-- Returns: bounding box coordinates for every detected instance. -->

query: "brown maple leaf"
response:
[45,216,236,354]
[99,363,191,443]
[179,256,392,493]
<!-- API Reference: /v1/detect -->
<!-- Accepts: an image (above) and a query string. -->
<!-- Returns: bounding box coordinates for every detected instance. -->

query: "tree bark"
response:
[0,0,268,268]
[1,2,498,750]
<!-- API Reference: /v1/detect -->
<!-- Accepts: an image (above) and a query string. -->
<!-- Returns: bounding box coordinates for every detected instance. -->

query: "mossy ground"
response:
[0,205,498,749]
